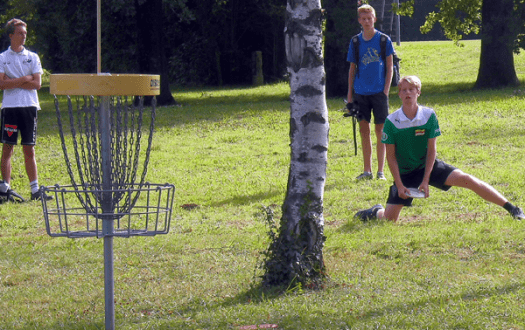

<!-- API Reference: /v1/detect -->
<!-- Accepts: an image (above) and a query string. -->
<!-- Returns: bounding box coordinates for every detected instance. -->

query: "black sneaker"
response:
[511,207,525,220]
[0,189,26,203]
[354,204,384,221]
[31,190,53,201]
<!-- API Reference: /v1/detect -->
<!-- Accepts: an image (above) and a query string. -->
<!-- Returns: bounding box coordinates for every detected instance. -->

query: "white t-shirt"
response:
[0,47,43,110]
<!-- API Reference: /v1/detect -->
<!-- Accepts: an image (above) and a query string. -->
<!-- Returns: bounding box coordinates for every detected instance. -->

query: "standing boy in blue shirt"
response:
[347,4,394,180]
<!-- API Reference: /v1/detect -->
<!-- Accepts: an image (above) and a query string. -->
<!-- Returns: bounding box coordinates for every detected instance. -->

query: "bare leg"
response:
[359,120,372,173]
[444,169,507,206]
[375,123,385,173]
[377,204,404,222]
[23,145,38,183]
[1,144,14,183]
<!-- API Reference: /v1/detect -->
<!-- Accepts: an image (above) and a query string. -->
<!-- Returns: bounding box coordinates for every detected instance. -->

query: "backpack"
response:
[352,32,401,87]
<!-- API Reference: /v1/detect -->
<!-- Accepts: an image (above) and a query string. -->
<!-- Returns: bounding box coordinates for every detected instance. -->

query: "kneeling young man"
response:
[355,75,524,221]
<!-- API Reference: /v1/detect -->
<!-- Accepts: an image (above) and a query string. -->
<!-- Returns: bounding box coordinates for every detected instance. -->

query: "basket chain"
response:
[54,95,157,219]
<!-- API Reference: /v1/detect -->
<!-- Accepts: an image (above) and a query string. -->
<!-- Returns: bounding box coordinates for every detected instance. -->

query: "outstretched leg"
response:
[444,169,507,206]
[444,169,524,219]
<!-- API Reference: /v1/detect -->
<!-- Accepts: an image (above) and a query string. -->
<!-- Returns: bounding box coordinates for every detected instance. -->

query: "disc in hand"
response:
[407,188,425,198]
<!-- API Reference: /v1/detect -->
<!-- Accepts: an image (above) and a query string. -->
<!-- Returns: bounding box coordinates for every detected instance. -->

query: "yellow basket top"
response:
[50,74,160,96]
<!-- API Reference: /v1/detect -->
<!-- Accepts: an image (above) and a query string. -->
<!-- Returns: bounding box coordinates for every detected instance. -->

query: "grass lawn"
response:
[1,40,525,329]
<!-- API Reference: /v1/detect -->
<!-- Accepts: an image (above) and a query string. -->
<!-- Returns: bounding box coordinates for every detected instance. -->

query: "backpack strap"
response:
[379,32,387,68]
[352,35,360,78]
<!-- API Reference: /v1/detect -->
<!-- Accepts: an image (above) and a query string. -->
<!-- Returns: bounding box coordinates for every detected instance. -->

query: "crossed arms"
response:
[0,72,41,91]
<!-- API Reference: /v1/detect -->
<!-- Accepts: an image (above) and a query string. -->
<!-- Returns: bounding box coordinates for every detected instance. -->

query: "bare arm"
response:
[419,137,437,198]
[0,72,39,90]
[20,73,41,90]
[383,54,393,96]
[347,62,357,103]
[386,143,409,199]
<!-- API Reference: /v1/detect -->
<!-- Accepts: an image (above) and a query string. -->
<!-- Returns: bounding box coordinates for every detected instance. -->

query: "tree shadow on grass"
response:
[166,276,525,329]
[337,217,392,234]
[36,81,525,140]
[345,281,525,326]
[207,190,284,208]
[37,84,292,137]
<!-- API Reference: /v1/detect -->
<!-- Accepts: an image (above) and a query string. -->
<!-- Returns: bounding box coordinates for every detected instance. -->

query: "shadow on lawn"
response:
[162,278,525,328]
[207,189,284,208]
[15,280,524,329]
[347,281,525,325]
[35,82,525,139]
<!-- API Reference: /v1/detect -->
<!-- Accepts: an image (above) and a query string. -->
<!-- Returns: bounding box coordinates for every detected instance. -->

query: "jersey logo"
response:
[4,124,17,137]
[361,48,380,66]
[415,129,425,136]
[381,131,388,142]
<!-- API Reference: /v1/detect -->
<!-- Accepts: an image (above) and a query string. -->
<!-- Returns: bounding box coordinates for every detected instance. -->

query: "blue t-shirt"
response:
[347,31,394,95]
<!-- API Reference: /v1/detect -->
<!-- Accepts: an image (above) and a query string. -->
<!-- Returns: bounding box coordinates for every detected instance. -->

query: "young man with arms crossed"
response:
[0,18,52,202]
[355,76,524,221]
[347,4,394,180]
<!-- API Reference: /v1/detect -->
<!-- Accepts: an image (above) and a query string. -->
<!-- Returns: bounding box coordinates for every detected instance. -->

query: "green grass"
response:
[1,40,525,329]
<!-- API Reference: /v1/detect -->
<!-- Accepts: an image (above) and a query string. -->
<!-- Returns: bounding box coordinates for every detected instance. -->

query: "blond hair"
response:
[399,76,422,91]
[5,18,26,36]
[358,4,376,18]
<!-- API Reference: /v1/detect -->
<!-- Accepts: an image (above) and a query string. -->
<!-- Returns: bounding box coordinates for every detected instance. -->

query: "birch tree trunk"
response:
[262,0,329,287]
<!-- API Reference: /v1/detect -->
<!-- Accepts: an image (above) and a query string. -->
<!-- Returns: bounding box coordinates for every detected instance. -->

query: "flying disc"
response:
[406,188,425,198]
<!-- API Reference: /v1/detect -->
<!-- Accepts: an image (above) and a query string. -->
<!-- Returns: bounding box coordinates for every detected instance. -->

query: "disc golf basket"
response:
[41,74,175,330]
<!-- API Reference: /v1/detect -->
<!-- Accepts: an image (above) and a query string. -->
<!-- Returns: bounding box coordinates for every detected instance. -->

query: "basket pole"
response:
[100,95,115,330]
[97,0,101,74]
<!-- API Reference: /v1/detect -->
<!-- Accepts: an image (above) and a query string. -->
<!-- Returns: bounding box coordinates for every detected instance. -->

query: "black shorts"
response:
[386,159,457,206]
[1,107,38,145]
[354,92,389,124]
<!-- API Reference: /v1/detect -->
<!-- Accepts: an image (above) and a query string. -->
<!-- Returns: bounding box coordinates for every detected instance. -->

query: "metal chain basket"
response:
[42,75,174,238]
[42,182,174,238]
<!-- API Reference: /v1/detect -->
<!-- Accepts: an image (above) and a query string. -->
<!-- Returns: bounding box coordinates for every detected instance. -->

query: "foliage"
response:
[512,0,525,52]
[0,0,287,86]
[420,0,481,44]
[397,0,524,87]
[391,0,415,18]
[0,0,39,50]
[414,0,525,53]
[259,189,327,289]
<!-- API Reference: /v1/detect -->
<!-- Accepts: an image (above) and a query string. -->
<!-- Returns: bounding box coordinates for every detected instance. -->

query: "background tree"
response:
[474,0,522,88]
[0,0,288,88]
[135,0,176,105]
[181,0,286,86]
[418,0,525,88]
[323,0,360,97]
[262,0,328,287]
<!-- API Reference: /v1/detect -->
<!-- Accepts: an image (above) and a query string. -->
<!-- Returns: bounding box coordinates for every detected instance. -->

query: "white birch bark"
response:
[262,0,328,286]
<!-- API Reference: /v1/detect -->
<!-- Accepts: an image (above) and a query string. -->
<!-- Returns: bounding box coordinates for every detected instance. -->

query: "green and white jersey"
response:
[381,106,441,174]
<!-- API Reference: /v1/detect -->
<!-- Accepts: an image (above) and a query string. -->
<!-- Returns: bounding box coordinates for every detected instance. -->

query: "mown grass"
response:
[1,40,525,329]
